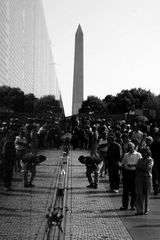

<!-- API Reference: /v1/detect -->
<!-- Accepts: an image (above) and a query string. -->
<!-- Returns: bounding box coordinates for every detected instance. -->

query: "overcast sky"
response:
[42,0,160,116]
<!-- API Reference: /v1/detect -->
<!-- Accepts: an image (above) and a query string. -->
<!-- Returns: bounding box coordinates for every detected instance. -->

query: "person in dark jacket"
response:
[78,155,101,189]
[3,133,16,191]
[107,134,122,193]
[150,132,160,195]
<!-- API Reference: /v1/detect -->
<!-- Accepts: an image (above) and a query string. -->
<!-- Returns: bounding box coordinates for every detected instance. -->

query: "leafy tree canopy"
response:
[79,95,107,116]
[0,85,63,118]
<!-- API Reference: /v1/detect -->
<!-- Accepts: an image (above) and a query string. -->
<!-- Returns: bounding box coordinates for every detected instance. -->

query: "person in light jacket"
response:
[135,146,154,215]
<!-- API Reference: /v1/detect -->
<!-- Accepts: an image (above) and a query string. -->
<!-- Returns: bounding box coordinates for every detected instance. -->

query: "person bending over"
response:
[78,155,101,189]
[21,152,46,187]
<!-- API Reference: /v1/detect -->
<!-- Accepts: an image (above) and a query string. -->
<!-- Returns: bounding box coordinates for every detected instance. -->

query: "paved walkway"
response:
[0,149,61,240]
[65,150,160,240]
[0,149,160,240]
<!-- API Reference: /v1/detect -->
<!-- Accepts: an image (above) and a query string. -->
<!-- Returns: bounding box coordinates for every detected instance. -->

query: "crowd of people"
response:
[0,118,61,191]
[0,114,160,216]
[76,116,160,216]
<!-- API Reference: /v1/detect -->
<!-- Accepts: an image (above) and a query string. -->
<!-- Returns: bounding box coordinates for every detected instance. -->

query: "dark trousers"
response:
[108,168,120,190]
[122,169,136,208]
[4,162,14,188]
[152,165,160,194]
[135,176,152,213]
[23,164,36,185]
[86,168,98,185]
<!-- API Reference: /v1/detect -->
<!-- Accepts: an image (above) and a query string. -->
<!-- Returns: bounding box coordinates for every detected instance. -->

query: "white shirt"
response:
[98,138,108,152]
[122,151,142,170]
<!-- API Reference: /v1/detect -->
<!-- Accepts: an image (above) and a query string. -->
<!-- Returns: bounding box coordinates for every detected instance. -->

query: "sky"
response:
[42,0,160,116]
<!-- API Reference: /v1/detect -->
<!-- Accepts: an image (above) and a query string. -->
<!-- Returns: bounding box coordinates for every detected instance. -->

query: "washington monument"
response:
[72,24,84,115]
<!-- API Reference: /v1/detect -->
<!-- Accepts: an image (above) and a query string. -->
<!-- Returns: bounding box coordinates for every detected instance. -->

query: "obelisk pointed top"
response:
[76,24,83,34]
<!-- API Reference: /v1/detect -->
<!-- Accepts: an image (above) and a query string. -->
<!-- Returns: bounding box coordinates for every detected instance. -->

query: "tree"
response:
[0,85,11,108]
[24,93,36,114]
[130,88,155,109]
[103,95,117,114]
[103,88,156,115]
[0,85,24,112]
[7,87,24,112]
[79,95,107,117]
[34,95,62,119]
[0,85,64,120]
[116,90,135,114]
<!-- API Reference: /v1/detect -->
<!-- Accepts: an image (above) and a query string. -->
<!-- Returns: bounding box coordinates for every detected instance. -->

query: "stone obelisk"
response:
[72,24,83,115]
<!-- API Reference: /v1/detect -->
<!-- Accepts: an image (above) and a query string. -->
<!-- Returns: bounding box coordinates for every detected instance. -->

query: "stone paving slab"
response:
[65,150,160,240]
[0,150,61,240]
[65,150,133,240]
[1,149,159,240]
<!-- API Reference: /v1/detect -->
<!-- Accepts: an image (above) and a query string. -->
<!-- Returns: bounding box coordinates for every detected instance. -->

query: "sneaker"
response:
[113,189,119,193]
[92,184,98,189]
[144,211,149,215]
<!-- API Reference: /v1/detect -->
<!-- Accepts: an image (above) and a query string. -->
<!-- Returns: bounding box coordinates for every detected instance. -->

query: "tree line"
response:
[0,85,64,119]
[79,88,160,119]
[2,85,159,120]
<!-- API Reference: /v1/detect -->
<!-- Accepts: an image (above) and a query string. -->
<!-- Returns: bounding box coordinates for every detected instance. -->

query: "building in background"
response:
[72,25,84,115]
[0,0,62,105]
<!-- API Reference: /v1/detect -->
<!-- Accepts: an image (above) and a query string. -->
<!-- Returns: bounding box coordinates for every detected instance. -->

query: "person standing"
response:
[130,124,143,149]
[120,142,142,210]
[90,125,99,157]
[30,126,38,155]
[98,132,108,177]
[3,133,16,191]
[150,132,160,195]
[15,130,28,172]
[121,133,131,156]
[135,147,154,215]
[107,134,122,193]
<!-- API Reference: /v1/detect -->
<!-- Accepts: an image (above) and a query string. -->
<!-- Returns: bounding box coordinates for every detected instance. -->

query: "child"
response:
[78,155,101,189]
